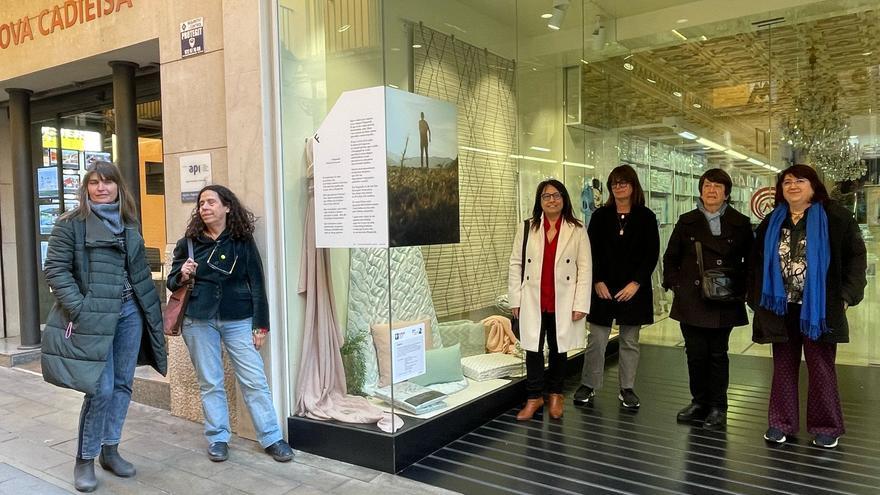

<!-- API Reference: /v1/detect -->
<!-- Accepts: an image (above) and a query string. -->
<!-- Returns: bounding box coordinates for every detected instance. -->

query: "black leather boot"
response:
[98,444,136,477]
[74,457,97,492]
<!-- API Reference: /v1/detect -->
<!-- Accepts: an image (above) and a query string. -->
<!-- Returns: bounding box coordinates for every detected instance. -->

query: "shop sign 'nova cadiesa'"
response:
[0,0,134,50]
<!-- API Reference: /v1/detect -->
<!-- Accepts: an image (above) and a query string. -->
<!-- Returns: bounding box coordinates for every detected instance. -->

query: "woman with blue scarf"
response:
[749,165,866,449]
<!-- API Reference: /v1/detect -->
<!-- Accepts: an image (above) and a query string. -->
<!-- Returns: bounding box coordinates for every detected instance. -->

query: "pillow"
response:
[436,320,485,357]
[409,344,464,387]
[371,318,433,388]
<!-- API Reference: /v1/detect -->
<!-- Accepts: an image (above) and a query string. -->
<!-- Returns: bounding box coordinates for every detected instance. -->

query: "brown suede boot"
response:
[548,393,564,419]
[516,398,544,421]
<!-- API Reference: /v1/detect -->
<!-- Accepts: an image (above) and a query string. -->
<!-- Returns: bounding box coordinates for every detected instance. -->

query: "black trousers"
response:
[680,323,733,410]
[525,312,566,399]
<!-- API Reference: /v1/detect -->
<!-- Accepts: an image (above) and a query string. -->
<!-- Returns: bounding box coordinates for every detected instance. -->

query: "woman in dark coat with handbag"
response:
[42,161,167,492]
[168,185,293,463]
[749,165,866,449]
[574,164,659,410]
[663,168,753,430]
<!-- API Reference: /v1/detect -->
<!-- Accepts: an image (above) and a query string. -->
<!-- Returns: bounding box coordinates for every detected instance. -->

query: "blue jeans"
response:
[182,317,282,448]
[77,298,143,459]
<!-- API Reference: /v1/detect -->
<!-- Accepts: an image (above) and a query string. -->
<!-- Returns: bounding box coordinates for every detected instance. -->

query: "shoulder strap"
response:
[520,220,529,283]
[694,240,705,274]
[186,238,195,285]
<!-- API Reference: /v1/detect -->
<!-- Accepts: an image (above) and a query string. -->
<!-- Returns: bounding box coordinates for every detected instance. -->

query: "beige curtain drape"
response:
[294,138,401,433]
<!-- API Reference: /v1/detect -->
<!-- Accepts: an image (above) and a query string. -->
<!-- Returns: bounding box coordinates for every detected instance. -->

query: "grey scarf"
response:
[88,201,125,235]
[697,199,728,236]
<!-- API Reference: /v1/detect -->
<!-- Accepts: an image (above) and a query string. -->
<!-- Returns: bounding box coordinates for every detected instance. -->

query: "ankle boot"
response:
[516,397,544,421]
[548,393,564,419]
[74,457,97,493]
[99,444,136,477]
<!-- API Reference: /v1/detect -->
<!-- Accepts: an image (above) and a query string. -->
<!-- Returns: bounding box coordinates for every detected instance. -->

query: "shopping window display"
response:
[280,0,880,472]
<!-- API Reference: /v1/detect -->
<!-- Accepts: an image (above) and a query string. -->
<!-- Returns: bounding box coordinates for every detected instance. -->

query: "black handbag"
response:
[510,219,529,339]
[695,241,741,302]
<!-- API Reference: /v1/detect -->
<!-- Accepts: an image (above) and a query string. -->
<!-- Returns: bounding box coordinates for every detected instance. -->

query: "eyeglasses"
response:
[611,181,631,189]
[206,244,238,275]
[541,192,562,201]
[782,178,809,188]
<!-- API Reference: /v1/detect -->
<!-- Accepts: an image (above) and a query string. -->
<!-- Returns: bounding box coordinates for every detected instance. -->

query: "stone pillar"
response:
[6,88,40,349]
[110,61,142,226]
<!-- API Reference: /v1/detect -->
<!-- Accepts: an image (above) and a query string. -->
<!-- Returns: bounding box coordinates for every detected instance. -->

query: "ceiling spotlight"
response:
[646,78,656,83]
[623,62,634,71]
[672,91,683,97]
[541,13,553,19]
[412,44,423,48]
[547,0,570,31]
[692,103,702,108]
[676,18,689,24]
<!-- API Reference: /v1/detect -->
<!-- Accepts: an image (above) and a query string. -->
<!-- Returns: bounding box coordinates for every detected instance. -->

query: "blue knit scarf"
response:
[760,203,830,340]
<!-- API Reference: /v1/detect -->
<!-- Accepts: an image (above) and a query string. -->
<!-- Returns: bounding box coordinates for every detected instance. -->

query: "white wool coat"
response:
[508,216,592,353]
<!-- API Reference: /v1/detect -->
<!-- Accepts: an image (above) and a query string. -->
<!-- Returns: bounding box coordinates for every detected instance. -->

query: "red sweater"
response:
[540,217,562,312]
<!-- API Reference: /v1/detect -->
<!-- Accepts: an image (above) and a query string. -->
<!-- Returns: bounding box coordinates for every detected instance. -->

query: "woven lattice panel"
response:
[412,25,518,318]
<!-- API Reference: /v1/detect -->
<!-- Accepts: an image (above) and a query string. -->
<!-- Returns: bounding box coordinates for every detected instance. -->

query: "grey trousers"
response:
[580,322,641,390]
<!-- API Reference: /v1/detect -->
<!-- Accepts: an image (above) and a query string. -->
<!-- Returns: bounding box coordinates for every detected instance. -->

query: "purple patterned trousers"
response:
[768,304,844,437]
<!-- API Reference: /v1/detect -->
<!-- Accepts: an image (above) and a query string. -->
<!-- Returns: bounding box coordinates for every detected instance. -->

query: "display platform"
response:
[288,341,617,473]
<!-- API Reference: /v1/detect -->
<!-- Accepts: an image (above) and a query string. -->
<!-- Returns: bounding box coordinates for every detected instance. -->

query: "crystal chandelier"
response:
[779,48,866,182]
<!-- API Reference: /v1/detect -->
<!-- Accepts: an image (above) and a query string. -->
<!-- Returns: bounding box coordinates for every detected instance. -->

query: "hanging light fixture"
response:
[547,0,570,30]
[779,47,866,181]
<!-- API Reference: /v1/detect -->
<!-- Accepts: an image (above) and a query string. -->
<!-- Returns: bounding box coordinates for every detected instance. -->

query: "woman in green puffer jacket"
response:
[42,161,167,493]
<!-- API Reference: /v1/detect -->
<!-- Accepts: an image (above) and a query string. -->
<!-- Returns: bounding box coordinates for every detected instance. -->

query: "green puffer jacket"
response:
[41,214,167,395]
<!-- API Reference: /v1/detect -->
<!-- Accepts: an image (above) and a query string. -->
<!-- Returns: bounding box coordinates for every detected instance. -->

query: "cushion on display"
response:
[461,353,523,381]
[436,320,486,357]
[370,318,434,388]
[409,344,464,387]
[346,247,442,395]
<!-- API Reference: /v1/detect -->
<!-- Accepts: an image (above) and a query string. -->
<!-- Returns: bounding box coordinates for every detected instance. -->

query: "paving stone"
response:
[245,457,351,492]
[0,464,18,483]
[285,485,328,495]
[137,465,248,495]
[209,465,298,495]
[15,423,78,447]
[0,437,72,471]
[119,434,192,462]
[0,469,71,495]
[294,451,380,484]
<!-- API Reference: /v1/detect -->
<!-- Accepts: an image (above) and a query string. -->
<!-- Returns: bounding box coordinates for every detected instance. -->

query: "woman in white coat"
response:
[509,179,592,421]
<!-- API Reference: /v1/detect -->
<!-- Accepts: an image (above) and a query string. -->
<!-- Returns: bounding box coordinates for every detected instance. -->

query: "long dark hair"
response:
[59,160,139,224]
[605,164,646,208]
[529,179,582,230]
[773,164,830,207]
[184,185,256,240]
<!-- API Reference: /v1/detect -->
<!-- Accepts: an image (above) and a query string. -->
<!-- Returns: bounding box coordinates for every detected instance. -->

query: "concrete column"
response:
[110,61,142,226]
[6,88,40,349]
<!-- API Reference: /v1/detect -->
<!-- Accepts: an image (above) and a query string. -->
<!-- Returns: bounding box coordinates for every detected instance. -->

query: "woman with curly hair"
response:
[168,185,293,462]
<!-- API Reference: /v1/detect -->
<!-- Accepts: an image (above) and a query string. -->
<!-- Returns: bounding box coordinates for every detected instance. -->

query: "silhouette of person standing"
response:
[419,112,431,168]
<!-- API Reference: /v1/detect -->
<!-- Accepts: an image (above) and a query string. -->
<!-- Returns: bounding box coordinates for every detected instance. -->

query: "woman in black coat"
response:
[748,165,866,449]
[663,168,753,430]
[168,185,293,463]
[574,164,659,410]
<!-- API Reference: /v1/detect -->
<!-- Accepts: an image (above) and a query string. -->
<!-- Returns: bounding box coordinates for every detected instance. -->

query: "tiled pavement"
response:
[0,366,459,495]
